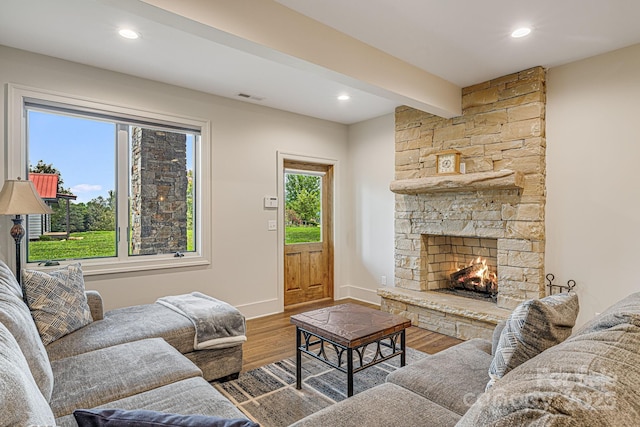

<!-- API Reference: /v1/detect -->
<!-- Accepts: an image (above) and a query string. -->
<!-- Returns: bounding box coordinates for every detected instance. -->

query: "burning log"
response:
[451,263,485,291]
[450,257,497,295]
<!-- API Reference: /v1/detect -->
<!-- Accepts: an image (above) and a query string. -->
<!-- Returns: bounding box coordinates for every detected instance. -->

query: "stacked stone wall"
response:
[131,128,188,255]
[394,66,546,309]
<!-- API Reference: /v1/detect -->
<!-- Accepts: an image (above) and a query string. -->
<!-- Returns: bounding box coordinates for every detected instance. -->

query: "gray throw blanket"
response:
[157,292,246,350]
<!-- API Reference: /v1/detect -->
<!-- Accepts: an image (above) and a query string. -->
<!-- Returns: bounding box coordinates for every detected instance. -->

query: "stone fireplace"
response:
[379,67,547,340]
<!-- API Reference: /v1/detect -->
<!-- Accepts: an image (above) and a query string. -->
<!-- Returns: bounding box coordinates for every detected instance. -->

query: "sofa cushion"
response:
[23,263,93,345]
[45,302,244,382]
[0,260,54,401]
[72,408,258,427]
[573,291,640,336]
[55,377,248,427]
[387,338,493,416]
[290,382,461,427]
[46,303,195,361]
[457,311,640,426]
[487,292,579,389]
[49,337,203,418]
[0,321,56,426]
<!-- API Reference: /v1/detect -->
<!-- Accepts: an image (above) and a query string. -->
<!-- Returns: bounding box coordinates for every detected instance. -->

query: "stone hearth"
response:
[379,67,547,340]
[379,287,510,340]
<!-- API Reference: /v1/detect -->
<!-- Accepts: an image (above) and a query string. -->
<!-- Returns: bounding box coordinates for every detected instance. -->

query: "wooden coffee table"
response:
[290,303,411,397]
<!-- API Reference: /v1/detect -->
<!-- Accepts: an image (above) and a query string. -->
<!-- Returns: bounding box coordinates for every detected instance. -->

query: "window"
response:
[7,85,211,274]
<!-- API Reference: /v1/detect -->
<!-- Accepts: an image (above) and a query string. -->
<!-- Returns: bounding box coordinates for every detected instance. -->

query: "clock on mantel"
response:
[436,150,461,175]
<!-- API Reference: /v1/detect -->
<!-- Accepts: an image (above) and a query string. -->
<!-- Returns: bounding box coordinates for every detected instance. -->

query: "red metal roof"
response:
[29,173,59,200]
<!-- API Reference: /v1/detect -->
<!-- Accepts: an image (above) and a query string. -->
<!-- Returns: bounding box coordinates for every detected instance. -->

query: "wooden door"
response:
[284,161,333,306]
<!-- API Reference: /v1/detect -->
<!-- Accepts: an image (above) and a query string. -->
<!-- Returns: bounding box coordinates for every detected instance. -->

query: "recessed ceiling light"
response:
[118,28,140,40]
[511,27,532,38]
[337,95,350,101]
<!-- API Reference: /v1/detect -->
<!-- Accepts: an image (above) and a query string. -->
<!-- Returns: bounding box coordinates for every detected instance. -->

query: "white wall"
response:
[546,43,640,327]
[0,45,350,318]
[343,114,396,304]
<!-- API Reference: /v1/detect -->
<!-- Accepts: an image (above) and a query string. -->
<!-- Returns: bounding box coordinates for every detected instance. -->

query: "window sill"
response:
[25,255,210,276]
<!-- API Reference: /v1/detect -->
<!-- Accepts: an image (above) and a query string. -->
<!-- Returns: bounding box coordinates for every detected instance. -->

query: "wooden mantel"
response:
[390,170,524,194]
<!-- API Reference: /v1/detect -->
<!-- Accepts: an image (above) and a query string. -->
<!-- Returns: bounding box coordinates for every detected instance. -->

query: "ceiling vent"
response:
[237,93,264,101]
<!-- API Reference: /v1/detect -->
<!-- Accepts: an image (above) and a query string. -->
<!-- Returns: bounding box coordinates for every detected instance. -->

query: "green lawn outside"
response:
[28,230,195,262]
[29,226,313,260]
[28,231,116,262]
[285,226,321,244]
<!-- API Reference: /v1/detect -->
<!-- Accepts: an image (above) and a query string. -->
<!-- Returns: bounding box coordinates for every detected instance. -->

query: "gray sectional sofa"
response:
[46,293,244,383]
[0,260,248,426]
[292,291,640,426]
[5,246,640,427]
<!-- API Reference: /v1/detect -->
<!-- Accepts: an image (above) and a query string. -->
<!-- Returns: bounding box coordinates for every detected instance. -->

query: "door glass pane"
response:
[26,109,117,262]
[284,171,322,244]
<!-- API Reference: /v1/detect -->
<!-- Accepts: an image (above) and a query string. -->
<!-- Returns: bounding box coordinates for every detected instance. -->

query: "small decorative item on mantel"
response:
[435,150,461,175]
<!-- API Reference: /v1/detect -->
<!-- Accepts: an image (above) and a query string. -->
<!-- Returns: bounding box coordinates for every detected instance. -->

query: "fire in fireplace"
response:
[450,257,498,298]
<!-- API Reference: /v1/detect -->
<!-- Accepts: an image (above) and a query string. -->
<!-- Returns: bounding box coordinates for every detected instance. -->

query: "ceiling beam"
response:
[128,0,461,118]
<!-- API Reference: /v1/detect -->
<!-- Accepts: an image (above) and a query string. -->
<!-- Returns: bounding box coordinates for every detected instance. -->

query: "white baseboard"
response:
[336,285,381,306]
[236,298,281,320]
[238,286,382,320]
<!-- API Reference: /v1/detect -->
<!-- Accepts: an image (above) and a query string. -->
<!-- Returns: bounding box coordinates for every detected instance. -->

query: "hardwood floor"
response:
[242,298,462,372]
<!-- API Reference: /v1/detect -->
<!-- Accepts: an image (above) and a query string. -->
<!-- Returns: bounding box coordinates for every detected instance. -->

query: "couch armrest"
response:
[85,290,104,321]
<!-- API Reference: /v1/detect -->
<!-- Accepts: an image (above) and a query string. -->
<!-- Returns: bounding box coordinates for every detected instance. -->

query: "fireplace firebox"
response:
[450,257,497,296]
[426,235,498,301]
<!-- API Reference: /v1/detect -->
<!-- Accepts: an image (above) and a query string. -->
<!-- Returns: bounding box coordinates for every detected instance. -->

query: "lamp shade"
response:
[0,178,53,215]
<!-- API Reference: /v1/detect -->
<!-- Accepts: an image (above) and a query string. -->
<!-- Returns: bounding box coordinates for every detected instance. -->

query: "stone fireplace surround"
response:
[379,67,546,340]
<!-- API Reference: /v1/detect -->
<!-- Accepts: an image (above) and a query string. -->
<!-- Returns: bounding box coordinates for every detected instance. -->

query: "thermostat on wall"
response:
[264,196,278,208]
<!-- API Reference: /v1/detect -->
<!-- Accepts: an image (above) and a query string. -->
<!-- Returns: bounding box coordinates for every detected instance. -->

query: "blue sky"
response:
[28,110,115,203]
[28,110,194,204]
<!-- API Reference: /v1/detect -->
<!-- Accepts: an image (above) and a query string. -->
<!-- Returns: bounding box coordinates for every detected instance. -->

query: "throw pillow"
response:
[73,409,260,427]
[23,263,93,345]
[487,292,579,390]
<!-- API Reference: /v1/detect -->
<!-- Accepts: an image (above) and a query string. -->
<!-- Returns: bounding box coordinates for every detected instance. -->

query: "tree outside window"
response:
[284,172,321,244]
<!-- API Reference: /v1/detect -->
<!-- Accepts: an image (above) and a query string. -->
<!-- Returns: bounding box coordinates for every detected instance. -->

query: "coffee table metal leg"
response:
[347,348,354,397]
[296,327,302,390]
[400,329,406,367]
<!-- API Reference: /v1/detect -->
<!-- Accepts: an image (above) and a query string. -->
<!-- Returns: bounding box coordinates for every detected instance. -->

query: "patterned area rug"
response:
[213,347,427,427]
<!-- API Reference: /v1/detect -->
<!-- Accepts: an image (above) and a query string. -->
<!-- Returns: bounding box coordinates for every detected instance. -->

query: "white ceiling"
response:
[1,0,640,124]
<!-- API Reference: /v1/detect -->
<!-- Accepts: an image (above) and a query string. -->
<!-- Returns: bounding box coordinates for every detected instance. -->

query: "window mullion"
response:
[116,125,130,261]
